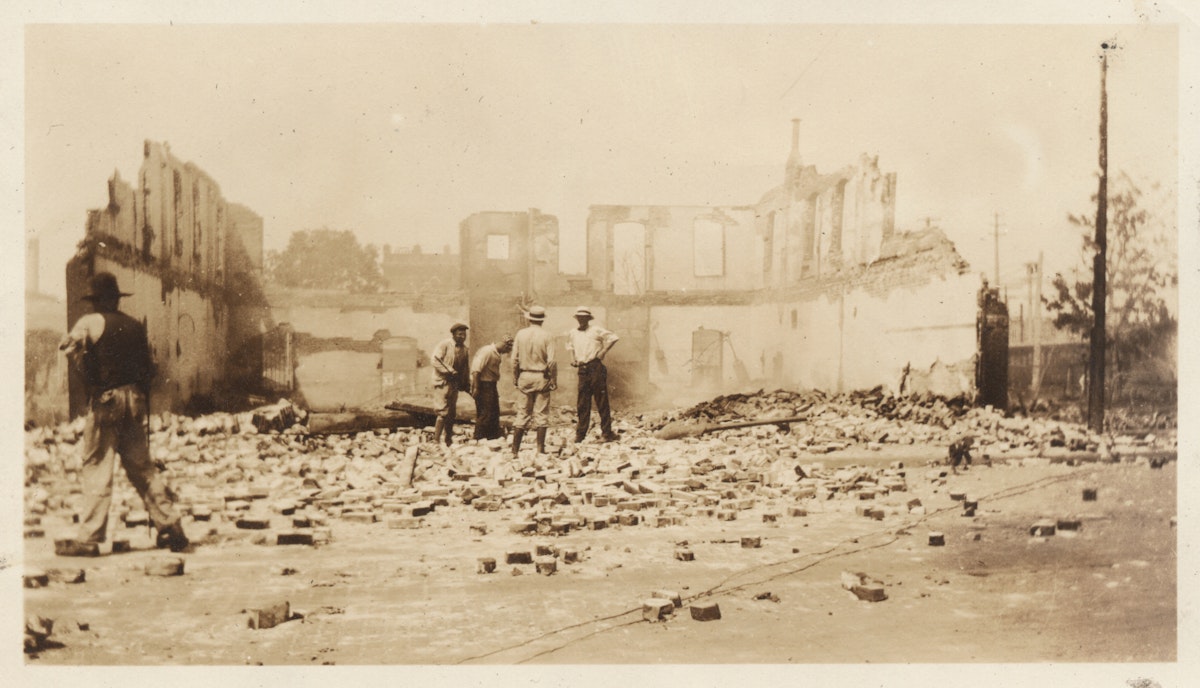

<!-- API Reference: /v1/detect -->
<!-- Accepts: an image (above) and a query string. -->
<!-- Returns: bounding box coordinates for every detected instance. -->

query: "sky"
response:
[18,17,1184,302]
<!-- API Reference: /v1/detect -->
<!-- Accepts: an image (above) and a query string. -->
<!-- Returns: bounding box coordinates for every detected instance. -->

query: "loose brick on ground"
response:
[690,601,721,621]
[247,601,291,630]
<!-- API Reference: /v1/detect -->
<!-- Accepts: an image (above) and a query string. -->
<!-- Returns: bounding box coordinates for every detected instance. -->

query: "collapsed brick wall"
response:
[264,287,469,410]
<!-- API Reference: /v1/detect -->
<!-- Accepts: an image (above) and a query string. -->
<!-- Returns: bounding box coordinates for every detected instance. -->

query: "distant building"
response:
[380,245,461,293]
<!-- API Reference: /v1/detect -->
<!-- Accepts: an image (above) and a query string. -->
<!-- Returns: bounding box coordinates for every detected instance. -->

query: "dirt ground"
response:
[22,447,1176,667]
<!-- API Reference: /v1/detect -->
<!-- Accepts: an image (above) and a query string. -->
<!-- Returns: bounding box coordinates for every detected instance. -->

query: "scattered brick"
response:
[123,510,150,527]
[690,601,721,621]
[54,539,100,557]
[675,549,695,561]
[642,598,674,622]
[651,590,683,608]
[276,531,315,546]
[535,557,557,575]
[477,557,497,574]
[851,583,888,602]
[23,569,50,588]
[1030,519,1057,537]
[46,568,86,584]
[145,556,185,576]
[741,537,762,549]
[506,551,533,565]
[247,601,291,630]
[1056,518,1082,532]
[236,517,271,530]
[1082,488,1098,501]
[928,532,945,546]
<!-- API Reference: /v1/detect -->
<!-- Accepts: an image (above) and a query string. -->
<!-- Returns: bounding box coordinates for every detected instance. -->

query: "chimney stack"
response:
[26,235,39,294]
[785,118,803,184]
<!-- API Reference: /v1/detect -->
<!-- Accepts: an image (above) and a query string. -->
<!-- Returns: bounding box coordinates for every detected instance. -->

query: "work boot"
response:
[155,522,190,553]
[512,429,525,457]
[444,420,454,447]
[536,428,547,454]
[431,418,445,445]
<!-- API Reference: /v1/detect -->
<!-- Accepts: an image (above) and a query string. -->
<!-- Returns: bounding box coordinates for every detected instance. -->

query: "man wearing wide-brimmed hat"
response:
[58,271,190,553]
[511,305,557,456]
[430,322,471,447]
[566,306,620,443]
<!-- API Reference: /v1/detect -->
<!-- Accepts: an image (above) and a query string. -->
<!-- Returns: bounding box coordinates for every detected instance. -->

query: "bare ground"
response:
[22,451,1176,666]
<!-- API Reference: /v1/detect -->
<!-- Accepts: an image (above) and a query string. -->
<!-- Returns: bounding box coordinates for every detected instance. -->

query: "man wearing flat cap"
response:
[566,306,620,443]
[58,271,190,553]
[511,305,557,456]
[469,334,514,441]
[430,322,470,446]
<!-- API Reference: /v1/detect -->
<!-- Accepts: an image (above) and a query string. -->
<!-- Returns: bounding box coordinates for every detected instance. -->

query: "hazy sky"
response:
[20,20,1181,299]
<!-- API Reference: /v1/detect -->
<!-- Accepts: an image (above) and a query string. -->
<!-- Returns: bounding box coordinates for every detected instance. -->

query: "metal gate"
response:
[261,323,295,394]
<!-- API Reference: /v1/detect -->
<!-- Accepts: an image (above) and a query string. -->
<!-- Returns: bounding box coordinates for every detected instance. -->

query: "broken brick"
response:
[477,557,497,574]
[642,598,674,622]
[675,549,695,561]
[535,557,557,575]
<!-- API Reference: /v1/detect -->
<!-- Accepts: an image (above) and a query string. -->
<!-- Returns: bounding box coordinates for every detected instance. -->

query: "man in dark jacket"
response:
[59,272,189,553]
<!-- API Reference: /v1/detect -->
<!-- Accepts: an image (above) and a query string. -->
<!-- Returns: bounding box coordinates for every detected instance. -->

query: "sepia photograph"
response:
[7,2,1196,686]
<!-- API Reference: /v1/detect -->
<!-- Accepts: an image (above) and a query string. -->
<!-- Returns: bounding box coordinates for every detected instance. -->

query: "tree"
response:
[266,228,384,293]
[1044,172,1177,398]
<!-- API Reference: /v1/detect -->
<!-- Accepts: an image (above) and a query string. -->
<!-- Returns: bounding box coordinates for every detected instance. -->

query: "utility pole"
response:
[1088,44,1112,433]
[1031,251,1043,398]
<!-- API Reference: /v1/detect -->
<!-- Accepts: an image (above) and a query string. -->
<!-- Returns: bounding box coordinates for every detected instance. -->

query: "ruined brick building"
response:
[463,120,990,410]
[47,128,1002,419]
[64,141,271,415]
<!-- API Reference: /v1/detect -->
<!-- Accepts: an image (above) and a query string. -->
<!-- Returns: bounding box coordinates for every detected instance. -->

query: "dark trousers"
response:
[576,360,613,441]
[473,380,503,440]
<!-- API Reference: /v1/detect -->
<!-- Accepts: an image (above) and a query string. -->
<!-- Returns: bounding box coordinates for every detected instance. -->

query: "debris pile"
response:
[22,392,1175,552]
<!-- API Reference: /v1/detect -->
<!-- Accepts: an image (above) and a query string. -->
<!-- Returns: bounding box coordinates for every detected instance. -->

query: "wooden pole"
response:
[1088,46,1110,433]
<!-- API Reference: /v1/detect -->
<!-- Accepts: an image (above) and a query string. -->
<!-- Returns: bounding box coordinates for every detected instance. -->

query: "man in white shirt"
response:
[430,322,470,446]
[469,334,513,441]
[566,306,620,443]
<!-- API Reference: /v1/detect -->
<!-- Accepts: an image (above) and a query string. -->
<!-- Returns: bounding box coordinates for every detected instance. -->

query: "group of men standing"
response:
[428,304,620,457]
[56,272,621,556]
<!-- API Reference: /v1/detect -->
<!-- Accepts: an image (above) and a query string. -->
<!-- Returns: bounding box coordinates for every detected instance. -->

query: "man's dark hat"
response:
[81,272,132,302]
